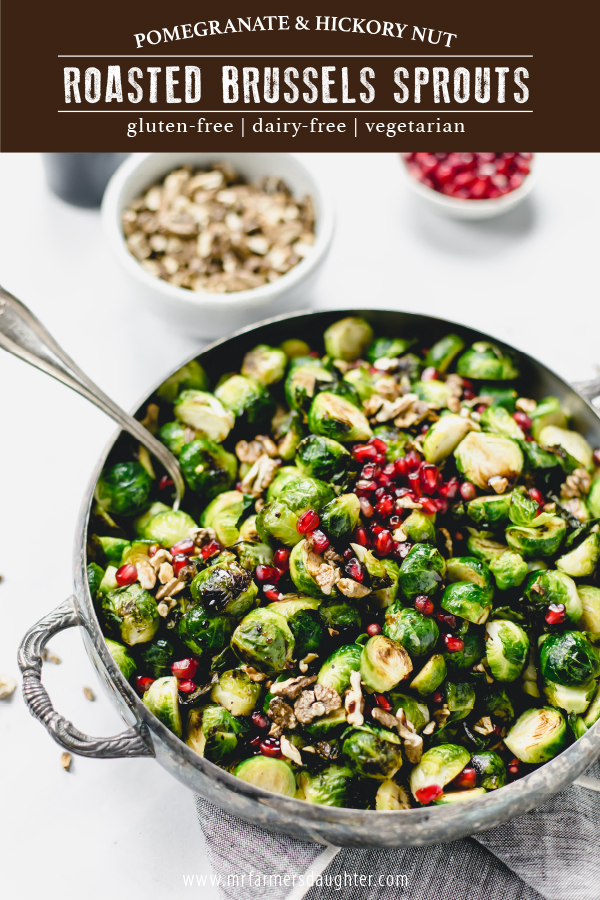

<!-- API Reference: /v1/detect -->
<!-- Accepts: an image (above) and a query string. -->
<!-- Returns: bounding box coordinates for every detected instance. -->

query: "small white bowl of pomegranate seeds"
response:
[401,152,536,219]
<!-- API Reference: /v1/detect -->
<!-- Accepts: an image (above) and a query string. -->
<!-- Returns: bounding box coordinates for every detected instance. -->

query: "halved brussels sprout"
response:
[201,704,248,763]
[342,724,403,780]
[271,409,304,461]
[372,558,401,608]
[410,654,447,695]
[343,365,376,402]
[399,543,446,601]
[401,510,436,544]
[296,765,355,807]
[413,380,452,408]
[266,466,303,502]
[588,477,600,518]
[211,668,263,716]
[466,530,508,561]
[295,435,357,487]
[269,596,325,658]
[582,683,600,728]
[441,582,492,625]
[470,751,507,790]
[319,494,361,539]
[235,541,273,572]
[102,584,159,646]
[304,707,348,737]
[319,599,362,635]
[524,570,583,625]
[105,638,137,679]
[324,316,374,361]
[556,533,600,578]
[231,607,295,673]
[504,707,566,764]
[268,595,320,618]
[509,486,552,529]
[317,644,362,695]
[159,421,189,457]
[140,638,175,679]
[360,634,413,692]
[138,509,197,548]
[445,557,495,601]
[97,536,131,567]
[133,501,169,538]
[200,491,254,546]
[289,540,336,600]
[308,392,372,443]
[529,396,567,439]
[87,562,104,598]
[234,756,297,797]
[445,681,476,721]
[485,620,529,682]
[410,744,471,802]
[178,608,233,657]
[157,359,208,403]
[578,585,600,633]
[383,604,439,658]
[466,492,512,527]
[256,501,301,548]
[285,364,334,414]
[174,390,234,442]
[433,788,487,804]
[456,341,519,381]
[280,338,311,359]
[375,779,412,810]
[539,631,600,687]
[489,550,529,590]
[389,692,430,733]
[95,462,152,517]
[191,559,258,617]
[278,476,336,516]
[367,336,416,363]
[424,334,465,373]
[454,432,524,490]
[480,405,524,439]
[422,414,479,465]
[443,633,485,672]
[241,344,287,385]
[143,676,182,737]
[505,516,566,559]
[537,426,593,470]
[97,565,118,596]
[214,375,275,426]
[179,439,237,500]
[543,678,597,715]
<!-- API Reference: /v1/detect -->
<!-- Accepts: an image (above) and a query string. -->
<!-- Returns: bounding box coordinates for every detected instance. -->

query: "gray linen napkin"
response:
[196,760,600,900]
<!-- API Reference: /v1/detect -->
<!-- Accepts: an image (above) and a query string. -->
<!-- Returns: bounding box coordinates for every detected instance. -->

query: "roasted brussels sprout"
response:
[235,756,297,797]
[319,494,361,539]
[360,634,413,692]
[342,724,403,780]
[470,751,507,790]
[524,570,583,625]
[280,338,311,359]
[157,360,208,403]
[200,490,254,546]
[308,392,372,442]
[174,390,234,442]
[178,608,233,657]
[466,492,512,527]
[158,421,190,457]
[383,604,439,658]
[509,487,552,529]
[441,582,492,625]
[278,475,336,516]
[466,530,508,561]
[297,765,355,807]
[424,334,465,373]
[191,559,258,617]
[214,375,275,426]
[97,536,130,567]
[410,744,471,802]
[504,707,567,764]
[445,556,495,600]
[87,562,104,598]
[489,550,529,590]
[269,596,325,658]
[537,426,593,470]
[480,405,524,439]
[375,779,412,810]
[317,644,362,694]
[556,533,600,578]
[211,668,263,716]
[484,620,529,681]
[528,396,567,439]
[97,566,118,596]
[543,678,597,715]
[137,508,197,548]
[578,585,600,634]
[422,414,479,465]
[231,607,295,673]
[319,598,362,635]
[410,654,447,695]
[256,500,301,548]
[367,336,416,363]
[343,365,377,402]
[272,409,304,461]
[105,638,137,679]
[401,510,436,544]
[539,631,600,687]
[454,432,523,490]
[143,676,182,737]
[295,435,357,487]
[456,341,519,381]
[102,584,159,645]
[266,465,303,501]
[324,316,374,361]
[443,633,485,672]
[285,364,334,414]
[95,462,152,517]
[201,704,248,763]
[413,380,452,408]
[444,681,476,723]
[241,344,287,385]
[179,439,237,500]
[235,540,273,572]
[399,543,446,601]
[140,638,175,679]
[506,516,566,559]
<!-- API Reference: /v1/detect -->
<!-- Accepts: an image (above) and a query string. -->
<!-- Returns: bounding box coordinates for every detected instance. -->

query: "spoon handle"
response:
[0,285,184,508]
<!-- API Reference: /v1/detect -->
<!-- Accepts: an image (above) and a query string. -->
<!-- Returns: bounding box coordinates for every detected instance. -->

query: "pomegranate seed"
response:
[459,482,477,501]
[374,454,387,466]
[529,487,544,506]
[508,759,519,774]
[342,548,353,561]
[171,658,198,679]
[251,711,269,730]
[383,463,396,477]
[273,548,290,571]
[370,523,385,536]
[422,366,441,381]
[593,448,600,467]
[297,509,319,534]
[431,497,449,514]
[461,378,473,389]
[545,603,566,625]
[371,438,388,454]
[260,738,282,758]
[361,464,379,479]
[356,479,377,493]
[514,411,532,431]
[263,585,283,601]
[415,595,434,616]
[420,498,438,515]
[375,530,393,556]
[374,486,387,501]
[415,785,443,805]
[311,529,330,553]
[408,472,422,496]
[354,526,370,546]
[394,457,408,478]
[377,474,393,488]
[178,679,197,693]
[476,404,488,414]
[158,475,174,490]
[358,496,374,518]
[136,676,154,693]
[249,735,262,748]
[439,477,460,499]
[388,515,402,529]
[374,693,393,711]
[437,612,457,630]
[493,725,502,736]
[115,564,138,586]
[405,450,422,473]
[443,634,465,653]
[353,443,378,463]
[345,558,365,583]
[453,767,477,790]
[366,623,382,636]
[201,540,221,559]
[420,464,441,495]
[433,691,443,704]
[375,495,394,517]
[256,564,282,583]
[392,541,413,562]
[172,553,189,577]
[463,388,475,401]
[171,538,195,556]
[148,545,159,558]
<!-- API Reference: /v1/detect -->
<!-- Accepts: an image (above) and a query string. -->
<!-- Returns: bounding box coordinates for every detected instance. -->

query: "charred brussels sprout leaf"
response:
[297,765,354,807]
[383,604,439,658]
[308,392,372,443]
[178,608,233,657]
[143,676,182,737]
[539,631,600,687]
[399,543,446,601]
[231,607,295,673]
[140,638,175,679]
[295,435,358,487]
[504,707,566,764]
[191,560,258,617]
[482,686,514,721]
[201,491,254,546]
[342,725,403,780]
[158,421,189,457]
[202,705,248,763]
[456,341,519,381]
[537,426,593,470]
[484,620,529,682]
[157,360,208,403]
[454,432,523,490]
[317,644,362,694]
[105,638,137,680]
[180,439,237,500]
[174,390,234,442]
[509,486,553,528]
[319,494,361,539]
[211,669,263,716]
[445,681,476,722]
[102,583,159,646]
[235,757,297,797]
[471,751,507,790]
[241,344,287,385]
[95,462,152,517]
[324,316,374,362]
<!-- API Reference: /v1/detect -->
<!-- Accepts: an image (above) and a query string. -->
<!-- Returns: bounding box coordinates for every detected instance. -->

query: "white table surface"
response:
[0,152,598,899]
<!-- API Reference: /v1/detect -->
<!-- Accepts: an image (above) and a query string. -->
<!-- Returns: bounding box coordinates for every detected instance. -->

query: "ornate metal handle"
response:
[0,284,185,508]
[18,597,154,759]
[573,377,600,408]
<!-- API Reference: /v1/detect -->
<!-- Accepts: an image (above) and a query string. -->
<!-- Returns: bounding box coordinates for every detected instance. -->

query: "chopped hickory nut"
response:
[294,684,341,724]
[60,752,72,771]
[188,526,217,547]
[473,661,494,684]
[344,670,364,727]
[83,686,95,702]
[267,697,297,737]
[150,549,173,571]
[315,740,341,761]
[561,468,592,499]
[280,735,303,765]
[473,715,495,736]
[433,704,451,726]
[396,709,423,764]
[439,527,453,557]
[158,562,175,585]
[299,653,319,674]
[41,649,61,665]
[270,675,317,700]
[240,454,281,497]
[240,666,266,683]
[337,578,371,599]
[306,551,340,596]
[0,673,17,700]
[422,720,437,736]
[488,475,509,494]
[516,397,537,413]
[136,559,157,590]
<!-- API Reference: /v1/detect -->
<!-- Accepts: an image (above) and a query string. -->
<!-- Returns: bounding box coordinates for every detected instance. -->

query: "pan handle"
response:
[18,597,154,759]
[573,377,600,408]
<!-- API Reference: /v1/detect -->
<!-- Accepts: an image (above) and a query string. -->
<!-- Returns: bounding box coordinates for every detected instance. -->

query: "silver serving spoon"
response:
[0,285,185,508]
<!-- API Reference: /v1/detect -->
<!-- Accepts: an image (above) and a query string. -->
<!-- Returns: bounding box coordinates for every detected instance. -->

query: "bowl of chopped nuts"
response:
[102,153,334,337]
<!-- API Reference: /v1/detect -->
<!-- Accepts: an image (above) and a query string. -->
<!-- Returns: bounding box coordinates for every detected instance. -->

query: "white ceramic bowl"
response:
[401,155,536,220]
[102,153,334,337]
